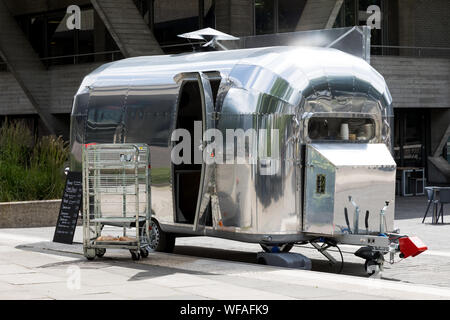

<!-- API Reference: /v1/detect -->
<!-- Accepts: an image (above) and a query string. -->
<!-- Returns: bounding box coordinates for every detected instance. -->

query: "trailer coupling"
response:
[354,234,427,275]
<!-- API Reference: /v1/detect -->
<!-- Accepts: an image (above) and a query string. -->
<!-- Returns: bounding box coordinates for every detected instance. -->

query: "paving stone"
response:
[0,196,449,299]
[0,264,36,275]
[149,294,209,300]
[0,272,64,285]
[0,288,51,299]
[14,282,111,299]
[177,283,294,300]
[143,273,223,289]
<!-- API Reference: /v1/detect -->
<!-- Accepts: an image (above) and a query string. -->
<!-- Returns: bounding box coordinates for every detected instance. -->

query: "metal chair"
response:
[422,187,437,223]
[437,189,450,224]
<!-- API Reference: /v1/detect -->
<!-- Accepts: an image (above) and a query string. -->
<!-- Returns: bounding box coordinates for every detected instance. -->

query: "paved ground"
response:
[0,196,449,299]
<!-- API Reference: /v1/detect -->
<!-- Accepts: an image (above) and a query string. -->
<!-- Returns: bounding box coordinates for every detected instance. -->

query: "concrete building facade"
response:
[0,0,449,184]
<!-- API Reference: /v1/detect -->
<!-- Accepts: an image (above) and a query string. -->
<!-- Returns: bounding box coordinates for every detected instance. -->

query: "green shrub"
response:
[0,120,33,165]
[0,120,69,202]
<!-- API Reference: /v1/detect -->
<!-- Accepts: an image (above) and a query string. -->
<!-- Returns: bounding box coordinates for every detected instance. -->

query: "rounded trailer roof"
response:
[77,46,392,110]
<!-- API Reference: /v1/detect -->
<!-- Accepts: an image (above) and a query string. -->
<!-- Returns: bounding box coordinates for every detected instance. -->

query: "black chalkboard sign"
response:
[53,171,83,244]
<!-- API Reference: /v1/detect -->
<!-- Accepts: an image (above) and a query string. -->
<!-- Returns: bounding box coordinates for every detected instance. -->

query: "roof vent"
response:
[178,27,239,51]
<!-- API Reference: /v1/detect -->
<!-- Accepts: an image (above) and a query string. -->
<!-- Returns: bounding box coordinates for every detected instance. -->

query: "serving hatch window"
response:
[308,116,376,142]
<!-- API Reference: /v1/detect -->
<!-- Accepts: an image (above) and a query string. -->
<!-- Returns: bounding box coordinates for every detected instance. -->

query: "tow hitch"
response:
[343,198,428,276]
[354,234,428,276]
[354,246,385,275]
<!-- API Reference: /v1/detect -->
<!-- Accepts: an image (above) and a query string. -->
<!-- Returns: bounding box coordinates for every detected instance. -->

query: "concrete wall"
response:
[372,56,450,183]
[3,0,90,15]
[0,200,61,228]
[154,0,213,23]
[295,0,340,31]
[216,0,254,36]
[0,62,101,115]
[398,0,450,50]
[430,109,450,155]
[0,71,35,114]
[371,56,450,109]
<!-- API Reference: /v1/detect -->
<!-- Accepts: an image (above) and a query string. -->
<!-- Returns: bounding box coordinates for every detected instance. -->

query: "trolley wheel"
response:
[84,247,96,261]
[365,259,381,276]
[95,248,106,258]
[260,243,294,253]
[149,219,175,253]
[140,248,149,258]
[130,250,141,261]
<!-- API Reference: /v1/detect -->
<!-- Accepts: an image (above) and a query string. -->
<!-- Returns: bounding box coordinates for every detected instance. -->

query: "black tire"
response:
[260,243,294,253]
[130,250,141,261]
[84,248,96,261]
[95,248,106,258]
[364,259,382,276]
[140,248,149,258]
[149,220,176,253]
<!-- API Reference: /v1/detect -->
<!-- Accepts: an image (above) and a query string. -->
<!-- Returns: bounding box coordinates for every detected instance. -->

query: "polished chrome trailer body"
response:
[70,45,395,248]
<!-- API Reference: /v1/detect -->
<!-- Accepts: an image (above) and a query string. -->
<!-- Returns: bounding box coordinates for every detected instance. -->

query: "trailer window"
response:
[308,117,376,142]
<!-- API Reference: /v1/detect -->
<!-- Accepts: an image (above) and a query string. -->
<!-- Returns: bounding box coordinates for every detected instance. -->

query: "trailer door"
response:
[193,72,216,232]
[174,72,217,232]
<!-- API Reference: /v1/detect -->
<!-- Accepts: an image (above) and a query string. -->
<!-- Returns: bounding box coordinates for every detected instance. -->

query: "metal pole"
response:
[199,0,204,29]
[147,0,154,30]
[274,0,279,33]
[135,146,139,250]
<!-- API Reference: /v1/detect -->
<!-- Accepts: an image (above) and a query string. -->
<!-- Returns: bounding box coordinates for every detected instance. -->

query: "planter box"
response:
[0,200,62,228]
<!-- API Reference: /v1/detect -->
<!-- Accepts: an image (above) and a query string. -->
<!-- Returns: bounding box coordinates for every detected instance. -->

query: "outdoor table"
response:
[425,186,450,224]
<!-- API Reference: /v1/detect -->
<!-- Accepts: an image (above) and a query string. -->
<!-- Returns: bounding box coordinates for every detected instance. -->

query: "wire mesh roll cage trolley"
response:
[82,143,151,260]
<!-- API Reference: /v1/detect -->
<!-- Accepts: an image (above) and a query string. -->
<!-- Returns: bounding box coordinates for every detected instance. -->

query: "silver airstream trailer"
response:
[70,35,426,272]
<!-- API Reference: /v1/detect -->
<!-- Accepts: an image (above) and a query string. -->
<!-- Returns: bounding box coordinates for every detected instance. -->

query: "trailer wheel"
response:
[260,243,294,253]
[365,259,380,276]
[149,220,175,253]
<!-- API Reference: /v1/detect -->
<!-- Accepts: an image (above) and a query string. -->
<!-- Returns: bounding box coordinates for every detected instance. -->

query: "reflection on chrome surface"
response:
[71,44,395,244]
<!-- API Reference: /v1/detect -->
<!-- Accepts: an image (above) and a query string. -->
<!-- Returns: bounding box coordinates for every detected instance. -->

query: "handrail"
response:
[6,42,449,69]
[0,41,201,69]
[39,50,122,61]
[371,45,450,51]
[38,42,202,62]
[371,45,450,58]
[16,42,201,65]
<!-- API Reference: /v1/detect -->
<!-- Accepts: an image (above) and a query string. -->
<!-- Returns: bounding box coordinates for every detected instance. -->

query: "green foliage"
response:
[0,120,33,165]
[0,120,69,202]
[151,167,171,185]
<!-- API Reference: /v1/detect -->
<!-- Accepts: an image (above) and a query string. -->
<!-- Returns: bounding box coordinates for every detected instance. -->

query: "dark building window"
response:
[255,0,275,35]
[15,6,121,66]
[255,0,306,35]
[0,57,7,72]
[444,137,450,164]
[133,0,216,54]
[278,0,306,33]
[394,109,429,169]
[334,0,399,55]
[47,11,76,64]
